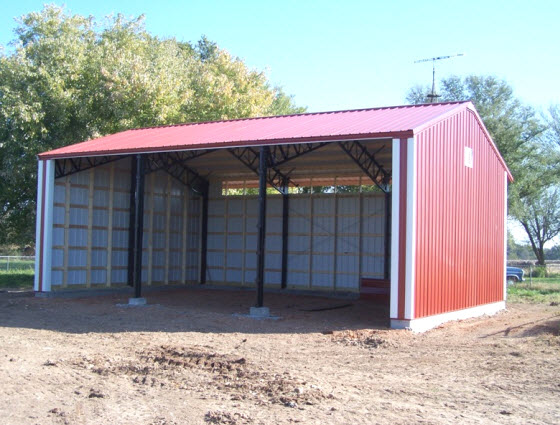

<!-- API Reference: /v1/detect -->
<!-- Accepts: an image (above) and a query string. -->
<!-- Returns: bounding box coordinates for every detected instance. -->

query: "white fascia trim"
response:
[503,171,508,300]
[390,139,400,318]
[391,301,506,333]
[404,137,416,320]
[34,160,45,291]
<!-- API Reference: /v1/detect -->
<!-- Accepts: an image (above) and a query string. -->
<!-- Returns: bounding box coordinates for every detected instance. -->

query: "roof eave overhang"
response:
[37,130,414,160]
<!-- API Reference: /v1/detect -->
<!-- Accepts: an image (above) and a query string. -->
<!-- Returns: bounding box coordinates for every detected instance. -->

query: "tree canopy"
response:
[0,5,305,244]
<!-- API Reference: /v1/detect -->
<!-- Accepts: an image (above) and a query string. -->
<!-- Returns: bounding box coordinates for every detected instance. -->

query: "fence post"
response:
[7,256,9,271]
[529,265,532,288]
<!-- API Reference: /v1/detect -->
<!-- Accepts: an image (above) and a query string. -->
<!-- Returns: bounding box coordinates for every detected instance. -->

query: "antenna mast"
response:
[414,53,464,103]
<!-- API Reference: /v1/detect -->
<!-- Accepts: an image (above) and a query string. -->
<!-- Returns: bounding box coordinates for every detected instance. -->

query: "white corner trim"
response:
[391,301,506,332]
[390,139,400,318]
[35,159,55,292]
[405,137,416,320]
[34,160,45,292]
[503,171,508,300]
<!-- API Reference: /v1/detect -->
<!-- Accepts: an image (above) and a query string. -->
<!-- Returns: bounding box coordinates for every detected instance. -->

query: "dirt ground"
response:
[0,287,558,425]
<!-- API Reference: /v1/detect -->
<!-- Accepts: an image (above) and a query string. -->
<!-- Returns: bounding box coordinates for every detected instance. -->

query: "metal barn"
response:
[34,101,512,331]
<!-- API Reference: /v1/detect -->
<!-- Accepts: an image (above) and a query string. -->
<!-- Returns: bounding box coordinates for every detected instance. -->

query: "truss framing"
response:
[227,147,296,193]
[268,142,329,167]
[55,155,127,179]
[338,141,391,192]
[144,152,209,195]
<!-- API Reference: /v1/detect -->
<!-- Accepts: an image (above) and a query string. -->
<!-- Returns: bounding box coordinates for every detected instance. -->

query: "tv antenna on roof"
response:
[414,53,464,103]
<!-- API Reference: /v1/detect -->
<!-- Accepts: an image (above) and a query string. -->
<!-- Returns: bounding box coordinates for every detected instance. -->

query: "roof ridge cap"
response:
[129,101,471,131]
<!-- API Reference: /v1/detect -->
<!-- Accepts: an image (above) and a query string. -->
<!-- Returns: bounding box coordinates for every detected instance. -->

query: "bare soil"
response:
[0,287,558,424]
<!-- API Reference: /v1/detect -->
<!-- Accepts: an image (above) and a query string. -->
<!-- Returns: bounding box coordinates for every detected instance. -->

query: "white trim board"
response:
[389,139,400,318]
[404,137,416,320]
[390,301,506,332]
[34,160,45,292]
[503,171,508,301]
[34,159,55,292]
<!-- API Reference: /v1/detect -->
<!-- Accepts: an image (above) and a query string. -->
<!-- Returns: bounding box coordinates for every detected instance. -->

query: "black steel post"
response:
[200,186,209,284]
[281,185,289,289]
[127,154,146,296]
[133,154,146,298]
[256,146,268,307]
[127,156,138,287]
[384,191,391,280]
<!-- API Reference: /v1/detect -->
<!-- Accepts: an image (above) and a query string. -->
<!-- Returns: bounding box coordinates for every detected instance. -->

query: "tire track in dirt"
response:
[69,345,333,410]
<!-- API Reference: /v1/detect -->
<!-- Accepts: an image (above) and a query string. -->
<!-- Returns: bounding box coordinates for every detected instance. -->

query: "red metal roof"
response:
[39,102,472,159]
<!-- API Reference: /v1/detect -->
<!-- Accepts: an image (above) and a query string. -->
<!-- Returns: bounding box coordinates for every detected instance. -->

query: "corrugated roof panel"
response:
[40,102,468,159]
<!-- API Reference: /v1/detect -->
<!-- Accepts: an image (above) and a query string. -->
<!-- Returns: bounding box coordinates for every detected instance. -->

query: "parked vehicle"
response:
[506,266,524,285]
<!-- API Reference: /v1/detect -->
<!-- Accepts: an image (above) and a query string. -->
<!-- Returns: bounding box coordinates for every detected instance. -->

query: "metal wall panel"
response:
[206,181,386,291]
[414,108,506,318]
[50,157,202,288]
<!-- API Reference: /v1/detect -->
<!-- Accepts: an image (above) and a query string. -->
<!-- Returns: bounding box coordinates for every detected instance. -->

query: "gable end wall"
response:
[414,108,506,318]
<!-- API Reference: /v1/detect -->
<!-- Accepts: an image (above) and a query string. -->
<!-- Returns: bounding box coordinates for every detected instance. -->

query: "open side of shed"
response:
[34,101,512,330]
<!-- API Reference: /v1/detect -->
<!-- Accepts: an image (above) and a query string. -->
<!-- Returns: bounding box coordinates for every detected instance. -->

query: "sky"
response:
[1,0,559,114]
[1,0,559,245]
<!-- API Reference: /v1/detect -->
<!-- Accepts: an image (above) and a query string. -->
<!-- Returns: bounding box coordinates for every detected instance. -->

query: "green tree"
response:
[507,232,535,260]
[268,88,307,116]
[544,104,560,147]
[0,5,305,245]
[513,187,560,265]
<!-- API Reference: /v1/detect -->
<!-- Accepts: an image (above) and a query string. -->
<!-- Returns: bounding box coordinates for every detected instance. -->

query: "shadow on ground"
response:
[0,286,390,335]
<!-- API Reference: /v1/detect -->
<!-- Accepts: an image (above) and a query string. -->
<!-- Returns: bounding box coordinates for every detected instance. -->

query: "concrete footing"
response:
[232,306,279,320]
[249,306,270,318]
[128,297,147,306]
[391,301,506,332]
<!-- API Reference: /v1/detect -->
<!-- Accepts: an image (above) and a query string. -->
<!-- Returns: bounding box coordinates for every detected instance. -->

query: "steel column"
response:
[281,186,289,289]
[127,154,146,297]
[256,146,268,307]
[200,187,209,284]
[384,191,391,280]
[127,157,137,287]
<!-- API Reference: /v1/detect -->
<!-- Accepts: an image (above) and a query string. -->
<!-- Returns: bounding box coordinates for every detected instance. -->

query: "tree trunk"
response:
[535,247,546,266]
[521,220,547,266]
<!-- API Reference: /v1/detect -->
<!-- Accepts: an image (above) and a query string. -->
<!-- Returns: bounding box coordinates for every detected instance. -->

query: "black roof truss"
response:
[338,140,391,192]
[144,151,209,195]
[54,155,127,179]
[227,147,296,194]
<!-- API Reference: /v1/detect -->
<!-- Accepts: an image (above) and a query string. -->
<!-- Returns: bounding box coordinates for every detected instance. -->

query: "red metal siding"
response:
[414,108,506,318]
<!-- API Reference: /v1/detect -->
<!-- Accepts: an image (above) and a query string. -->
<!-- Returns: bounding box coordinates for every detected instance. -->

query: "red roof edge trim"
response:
[37,131,411,160]
[464,105,513,182]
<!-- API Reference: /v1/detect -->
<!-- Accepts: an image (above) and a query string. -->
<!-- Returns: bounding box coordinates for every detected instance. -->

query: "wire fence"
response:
[0,256,35,272]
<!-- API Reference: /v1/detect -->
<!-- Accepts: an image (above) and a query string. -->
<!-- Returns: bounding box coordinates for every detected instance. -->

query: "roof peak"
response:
[130,101,470,132]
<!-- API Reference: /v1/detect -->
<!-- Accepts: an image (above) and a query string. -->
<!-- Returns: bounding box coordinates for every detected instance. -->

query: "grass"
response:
[507,277,560,304]
[0,269,34,290]
[0,258,35,289]
[1,264,559,302]
[0,259,34,270]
